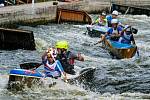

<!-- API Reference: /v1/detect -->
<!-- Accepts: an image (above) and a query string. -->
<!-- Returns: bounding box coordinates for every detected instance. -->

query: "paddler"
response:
[92,11,108,27]
[96,19,122,44]
[55,40,84,75]
[106,10,122,27]
[118,25,136,45]
[42,47,67,81]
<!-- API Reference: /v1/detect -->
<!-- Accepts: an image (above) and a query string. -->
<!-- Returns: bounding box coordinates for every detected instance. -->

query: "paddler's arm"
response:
[96,32,108,44]
[91,18,99,25]
[42,52,47,60]
[71,52,84,61]
[76,53,84,61]
[42,48,51,60]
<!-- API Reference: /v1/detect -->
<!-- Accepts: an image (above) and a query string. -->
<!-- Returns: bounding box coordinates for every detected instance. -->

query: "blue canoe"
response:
[8,68,45,90]
[103,39,137,59]
[8,66,96,90]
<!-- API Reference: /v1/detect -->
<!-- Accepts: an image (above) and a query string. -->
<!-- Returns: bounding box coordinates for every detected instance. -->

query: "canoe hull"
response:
[104,39,137,59]
[87,27,104,37]
[7,69,55,91]
[8,67,96,90]
[86,25,109,37]
[67,67,96,84]
[7,75,42,91]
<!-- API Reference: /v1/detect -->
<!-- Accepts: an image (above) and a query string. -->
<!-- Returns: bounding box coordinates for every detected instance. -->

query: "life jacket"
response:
[109,27,120,41]
[106,15,112,27]
[97,18,108,26]
[112,28,118,35]
[44,60,57,72]
[57,51,74,65]
[56,51,75,74]
[119,32,132,44]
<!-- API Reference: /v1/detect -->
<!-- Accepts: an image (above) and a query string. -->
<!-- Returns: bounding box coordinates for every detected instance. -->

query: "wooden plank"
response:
[58,10,62,24]
[56,8,92,24]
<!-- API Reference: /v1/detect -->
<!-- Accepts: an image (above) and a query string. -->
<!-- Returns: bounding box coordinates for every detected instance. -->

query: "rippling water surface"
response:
[0,15,150,99]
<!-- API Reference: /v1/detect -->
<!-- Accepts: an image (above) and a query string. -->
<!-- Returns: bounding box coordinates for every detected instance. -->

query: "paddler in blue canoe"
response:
[106,10,123,27]
[96,19,122,44]
[119,25,136,45]
[42,47,67,82]
[92,11,108,27]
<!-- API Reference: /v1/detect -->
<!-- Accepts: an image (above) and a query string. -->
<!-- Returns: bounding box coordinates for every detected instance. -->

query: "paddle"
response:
[20,62,42,70]
[50,51,68,82]
[55,61,68,82]
[136,47,140,57]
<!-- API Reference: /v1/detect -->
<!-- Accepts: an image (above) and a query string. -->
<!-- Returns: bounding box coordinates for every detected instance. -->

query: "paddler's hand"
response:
[64,77,68,83]
[77,53,84,61]
[93,42,99,45]
[94,40,102,45]
[63,72,68,83]
[64,79,68,83]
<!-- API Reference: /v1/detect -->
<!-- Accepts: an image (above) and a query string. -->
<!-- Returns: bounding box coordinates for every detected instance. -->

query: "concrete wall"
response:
[92,0,150,6]
[0,1,87,27]
[0,0,149,28]
[82,1,110,13]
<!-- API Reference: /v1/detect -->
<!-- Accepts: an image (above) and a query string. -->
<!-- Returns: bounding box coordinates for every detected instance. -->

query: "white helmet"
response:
[101,11,106,16]
[112,10,119,16]
[111,19,118,24]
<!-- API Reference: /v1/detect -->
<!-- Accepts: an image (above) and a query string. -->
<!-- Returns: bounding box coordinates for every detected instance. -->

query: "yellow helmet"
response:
[55,40,69,50]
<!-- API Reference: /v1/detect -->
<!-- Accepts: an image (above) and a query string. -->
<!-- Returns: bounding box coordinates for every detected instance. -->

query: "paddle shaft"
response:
[20,62,42,70]
[51,53,67,81]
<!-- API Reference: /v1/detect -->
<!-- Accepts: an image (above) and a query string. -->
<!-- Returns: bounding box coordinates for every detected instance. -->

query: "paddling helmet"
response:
[112,10,119,16]
[111,19,118,24]
[55,40,69,50]
[101,11,106,16]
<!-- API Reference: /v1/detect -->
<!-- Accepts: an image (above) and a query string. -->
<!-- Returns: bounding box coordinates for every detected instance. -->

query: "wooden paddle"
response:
[20,62,42,70]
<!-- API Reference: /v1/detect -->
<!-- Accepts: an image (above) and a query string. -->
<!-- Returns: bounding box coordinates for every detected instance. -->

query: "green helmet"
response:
[55,40,69,50]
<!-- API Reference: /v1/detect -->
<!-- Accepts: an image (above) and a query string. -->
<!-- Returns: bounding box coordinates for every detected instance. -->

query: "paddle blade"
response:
[20,62,42,70]
[132,28,138,34]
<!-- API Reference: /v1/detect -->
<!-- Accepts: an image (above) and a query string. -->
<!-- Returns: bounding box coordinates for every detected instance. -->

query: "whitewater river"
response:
[0,15,150,99]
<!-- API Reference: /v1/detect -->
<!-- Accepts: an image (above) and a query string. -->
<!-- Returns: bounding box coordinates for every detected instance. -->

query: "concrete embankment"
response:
[0,1,110,28]
[0,1,86,27]
[0,0,150,28]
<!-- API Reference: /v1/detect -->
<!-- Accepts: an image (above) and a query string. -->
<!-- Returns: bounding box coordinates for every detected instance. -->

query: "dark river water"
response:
[0,15,150,99]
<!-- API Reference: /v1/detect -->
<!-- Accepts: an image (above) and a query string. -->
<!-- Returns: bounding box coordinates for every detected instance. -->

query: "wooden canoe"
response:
[103,39,137,59]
